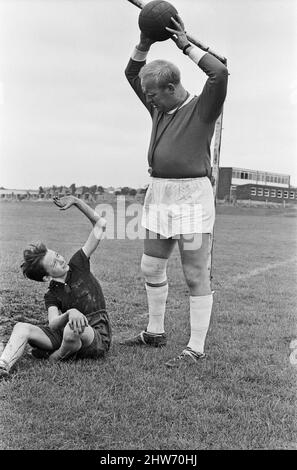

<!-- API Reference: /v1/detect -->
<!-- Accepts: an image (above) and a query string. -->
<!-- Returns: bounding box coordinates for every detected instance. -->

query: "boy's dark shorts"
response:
[37,310,112,360]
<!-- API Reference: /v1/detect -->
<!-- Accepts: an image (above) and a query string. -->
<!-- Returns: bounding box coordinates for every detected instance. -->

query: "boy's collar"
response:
[49,269,71,286]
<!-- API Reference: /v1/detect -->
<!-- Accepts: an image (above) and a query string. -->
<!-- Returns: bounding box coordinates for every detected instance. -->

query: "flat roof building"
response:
[218,167,296,203]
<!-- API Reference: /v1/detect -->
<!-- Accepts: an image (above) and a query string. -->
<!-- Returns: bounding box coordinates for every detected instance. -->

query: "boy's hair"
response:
[21,243,48,282]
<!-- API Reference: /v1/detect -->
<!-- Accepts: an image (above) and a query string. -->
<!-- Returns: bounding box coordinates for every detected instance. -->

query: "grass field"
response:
[0,200,296,450]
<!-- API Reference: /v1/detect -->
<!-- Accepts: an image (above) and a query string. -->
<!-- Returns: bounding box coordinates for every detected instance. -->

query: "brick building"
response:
[217,167,296,203]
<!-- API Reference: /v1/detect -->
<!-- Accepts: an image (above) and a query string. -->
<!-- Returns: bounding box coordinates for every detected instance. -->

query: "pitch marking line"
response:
[229,258,297,285]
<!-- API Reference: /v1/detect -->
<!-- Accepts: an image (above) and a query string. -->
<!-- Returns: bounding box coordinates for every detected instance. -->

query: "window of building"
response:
[241,172,248,179]
[270,189,276,197]
[290,191,295,199]
[264,189,269,197]
[234,171,242,179]
[283,190,288,198]
[277,190,282,198]
[250,187,256,196]
[257,188,263,196]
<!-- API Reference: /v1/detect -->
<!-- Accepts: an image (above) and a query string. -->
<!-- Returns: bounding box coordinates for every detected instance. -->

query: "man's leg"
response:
[121,231,176,346]
[0,322,54,377]
[49,323,94,362]
[144,231,177,335]
[165,233,212,367]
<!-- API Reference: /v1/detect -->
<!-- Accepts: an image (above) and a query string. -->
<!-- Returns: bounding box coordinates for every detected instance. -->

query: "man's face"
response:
[42,249,69,279]
[141,78,175,113]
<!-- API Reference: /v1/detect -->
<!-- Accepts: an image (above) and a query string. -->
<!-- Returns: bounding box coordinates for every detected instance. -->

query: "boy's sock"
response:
[0,335,28,370]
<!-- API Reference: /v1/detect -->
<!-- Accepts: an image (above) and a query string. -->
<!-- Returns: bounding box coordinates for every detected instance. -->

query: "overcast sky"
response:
[0,0,296,189]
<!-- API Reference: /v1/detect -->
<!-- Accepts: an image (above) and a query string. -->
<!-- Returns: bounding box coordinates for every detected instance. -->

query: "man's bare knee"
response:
[183,267,210,294]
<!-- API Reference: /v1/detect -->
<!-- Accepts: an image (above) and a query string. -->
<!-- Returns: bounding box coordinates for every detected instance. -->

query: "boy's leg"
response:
[77,313,112,359]
[49,323,94,362]
[0,322,54,372]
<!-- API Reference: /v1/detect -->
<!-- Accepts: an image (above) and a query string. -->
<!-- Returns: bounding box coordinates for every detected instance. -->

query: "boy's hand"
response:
[67,309,88,334]
[97,217,107,231]
[53,195,77,210]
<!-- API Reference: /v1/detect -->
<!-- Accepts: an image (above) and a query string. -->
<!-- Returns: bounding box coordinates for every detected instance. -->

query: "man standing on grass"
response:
[121,15,228,367]
[0,196,111,379]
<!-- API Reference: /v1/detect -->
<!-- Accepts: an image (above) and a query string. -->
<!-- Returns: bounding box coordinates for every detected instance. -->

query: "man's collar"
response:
[166,93,193,115]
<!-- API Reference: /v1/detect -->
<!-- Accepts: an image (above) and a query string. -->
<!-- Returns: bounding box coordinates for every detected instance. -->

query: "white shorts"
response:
[141,177,215,238]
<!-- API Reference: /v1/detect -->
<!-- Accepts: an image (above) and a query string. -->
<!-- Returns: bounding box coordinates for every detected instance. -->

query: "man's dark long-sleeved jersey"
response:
[125,53,228,179]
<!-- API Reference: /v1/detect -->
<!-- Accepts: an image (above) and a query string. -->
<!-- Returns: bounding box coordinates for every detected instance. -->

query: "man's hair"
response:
[139,60,181,88]
[21,242,48,282]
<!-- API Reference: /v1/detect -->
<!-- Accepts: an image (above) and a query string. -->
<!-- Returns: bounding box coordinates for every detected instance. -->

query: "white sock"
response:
[187,294,213,354]
[0,335,28,370]
[146,284,168,334]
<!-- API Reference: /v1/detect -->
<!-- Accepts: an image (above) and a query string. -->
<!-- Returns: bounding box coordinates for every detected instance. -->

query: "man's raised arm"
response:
[125,33,156,113]
[167,16,228,123]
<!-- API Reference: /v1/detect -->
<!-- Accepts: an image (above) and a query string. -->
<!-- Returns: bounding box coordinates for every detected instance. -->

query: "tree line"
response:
[38,184,147,197]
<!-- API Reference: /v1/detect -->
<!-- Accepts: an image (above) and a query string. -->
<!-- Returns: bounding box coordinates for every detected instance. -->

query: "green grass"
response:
[0,201,296,450]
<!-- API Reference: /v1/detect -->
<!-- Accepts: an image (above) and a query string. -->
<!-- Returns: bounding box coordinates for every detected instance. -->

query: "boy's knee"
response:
[63,324,80,342]
[13,322,33,336]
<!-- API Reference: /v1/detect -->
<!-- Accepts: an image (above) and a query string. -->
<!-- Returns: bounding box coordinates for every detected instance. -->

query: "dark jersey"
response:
[125,53,228,179]
[44,249,107,328]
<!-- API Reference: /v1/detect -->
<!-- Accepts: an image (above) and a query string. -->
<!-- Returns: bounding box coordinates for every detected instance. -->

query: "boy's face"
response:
[42,249,69,279]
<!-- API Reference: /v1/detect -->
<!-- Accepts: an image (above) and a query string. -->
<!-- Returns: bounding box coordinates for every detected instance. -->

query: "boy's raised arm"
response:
[53,196,106,258]
[53,195,100,226]
[82,217,106,259]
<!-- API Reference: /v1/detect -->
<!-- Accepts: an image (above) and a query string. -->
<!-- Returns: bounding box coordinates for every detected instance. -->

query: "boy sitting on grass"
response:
[0,196,111,379]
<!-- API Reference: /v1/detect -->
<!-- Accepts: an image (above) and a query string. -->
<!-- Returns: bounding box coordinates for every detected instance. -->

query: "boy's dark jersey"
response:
[44,249,107,329]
